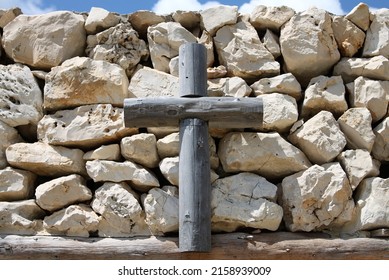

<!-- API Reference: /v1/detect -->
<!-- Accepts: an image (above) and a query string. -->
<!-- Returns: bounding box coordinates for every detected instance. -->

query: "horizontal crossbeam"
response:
[124,97,263,128]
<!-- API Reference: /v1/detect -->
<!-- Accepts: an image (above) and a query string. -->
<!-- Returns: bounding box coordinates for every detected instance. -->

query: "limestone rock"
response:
[281,163,354,232]
[200,5,238,36]
[249,5,295,32]
[261,93,298,133]
[352,177,389,231]
[86,160,159,192]
[128,10,165,39]
[2,11,85,69]
[348,77,389,122]
[0,64,43,127]
[172,11,200,31]
[128,67,179,98]
[147,127,179,139]
[345,2,370,31]
[0,121,23,169]
[35,175,92,212]
[120,133,160,168]
[0,167,36,201]
[44,57,129,111]
[0,7,22,28]
[301,76,348,118]
[6,142,86,177]
[332,16,365,57]
[372,117,389,161]
[207,77,251,98]
[333,56,389,83]
[280,8,340,86]
[85,7,120,34]
[214,20,280,81]
[148,22,197,73]
[338,150,380,190]
[43,204,99,237]
[37,104,137,149]
[207,65,227,79]
[91,182,150,237]
[0,200,46,235]
[211,173,283,232]
[262,29,281,59]
[250,73,302,100]
[198,30,215,68]
[83,144,121,161]
[338,108,375,152]
[142,186,179,234]
[219,132,311,180]
[289,111,346,164]
[363,9,389,58]
[86,23,149,76]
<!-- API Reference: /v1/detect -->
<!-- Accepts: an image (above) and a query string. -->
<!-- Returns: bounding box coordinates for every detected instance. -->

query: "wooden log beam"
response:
[1,232,388,260]
[124,97,263,128]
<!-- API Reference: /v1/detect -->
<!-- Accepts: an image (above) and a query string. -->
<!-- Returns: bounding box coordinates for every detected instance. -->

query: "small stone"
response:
[211,173,283,232]
[142,186,179,234]
[84,144,121,161]
[338,108,375,152]
[262,29,281,59]
[207,65,227,79]
[372,117,389,161]
[362,9,389,58]
[120,133,159,168]
[0,121,23,169]
[86,160,159,192]
[0,167,36,201]
[43,204,99,237]
[128,10,165,39]
[332,16,365,57]
[35,175,92,212]
[219,132,311,180]
[249,5,295,32]
[200,5,238,36]
[85,7,120,35]
[345,2,370,31]
[288,111,347,164]
[207,77,251,98]
[6,142,86,177]
[338,150,380,190]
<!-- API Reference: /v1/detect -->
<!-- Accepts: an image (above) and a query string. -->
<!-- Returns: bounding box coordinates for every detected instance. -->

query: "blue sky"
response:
[0,0,387,15]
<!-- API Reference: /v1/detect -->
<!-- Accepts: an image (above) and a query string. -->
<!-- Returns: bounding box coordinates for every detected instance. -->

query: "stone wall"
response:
[0,3,388,238]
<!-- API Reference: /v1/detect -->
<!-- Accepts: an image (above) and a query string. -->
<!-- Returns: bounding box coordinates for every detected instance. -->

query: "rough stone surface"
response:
[35,175,92,212]
[128,67,179,98]
[142,186,179,234]
[207,77,251,98]
[128,10,165,39]
[281,163,354,232]
[148,22,197,73]
[0,64,43,127]
[172,11,200,31]
[121,133,159,168]
[6,142,86,177]
[44,57,129,111]
[200,5,238,36]
[86,160,159,192]
[345,2,370,31]
[219,132,311,180]
[362,9,389,58]
[333,55,389,83]
[288,111,347,164]
[86,23,149,76]
[211,173,283,232]
[250,73,302,100]
[348,77,389,122]
[207,65,227,79]
[0,121,23,169]
[0,167,36,201]
[2,11,85,69]
[262,29,281,59]
[332,16,365,57]
[43,204,99,237]
[91,182,150,237]
[85,7,120,35]
[0,7,22,28]
[84,144,121,161]
[249,5,295,32]
[301,75,348,118]
[338,150,380,190]
[338,108,375,152]
[214,20,280,81]
[280,8,340,86]
[0,200,46,235]
[261,93,298,133]
[37,104,137,149]
[198,30,215,68]
[372,117,389,161]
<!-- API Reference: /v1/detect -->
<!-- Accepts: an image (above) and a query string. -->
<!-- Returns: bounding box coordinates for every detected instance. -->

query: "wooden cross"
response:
[124,43,263,252]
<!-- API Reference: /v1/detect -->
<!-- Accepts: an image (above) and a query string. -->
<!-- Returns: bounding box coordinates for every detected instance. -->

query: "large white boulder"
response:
[249,5,295,32]
[0,167,36,201]
[84,7,120,34]
[345,2,370,31]
[362,9,389,58]
[120,134,159,168]
[200,5,238,36]
[332,16,365,57]
[2,11,86,69]
[207,77,251,98]
[83,144,121,161]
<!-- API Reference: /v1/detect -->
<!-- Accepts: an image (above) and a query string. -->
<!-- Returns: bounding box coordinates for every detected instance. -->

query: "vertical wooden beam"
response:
[178,43,211,252]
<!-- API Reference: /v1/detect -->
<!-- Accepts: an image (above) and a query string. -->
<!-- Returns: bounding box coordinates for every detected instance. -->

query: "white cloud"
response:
[152,0,222,14]
[0,0,55,15]
[239,0,345,15]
